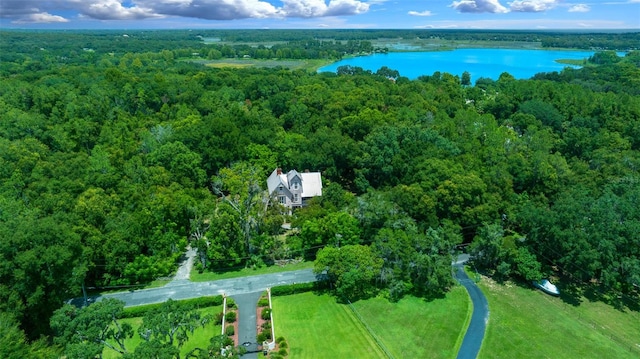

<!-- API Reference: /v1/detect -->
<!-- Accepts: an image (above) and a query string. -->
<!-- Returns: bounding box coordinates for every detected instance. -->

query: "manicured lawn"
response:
[271,292,387,359]
[190,261,314,282]
[102,306,223,358]
[477,276,640,358]
[351,286,470,359]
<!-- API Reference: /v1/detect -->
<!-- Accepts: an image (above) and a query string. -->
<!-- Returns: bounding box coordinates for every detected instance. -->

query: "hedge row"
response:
[270,282,321,297]
[120,295,224,318]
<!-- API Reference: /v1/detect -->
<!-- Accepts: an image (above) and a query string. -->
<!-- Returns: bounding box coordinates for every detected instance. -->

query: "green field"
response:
[272,288,470,359]
[190,260,314,282]
[477,276,640,358]
[102,306,223,358]
[351,286,470,359]
[188,58,333,71]
[272,292,387,358]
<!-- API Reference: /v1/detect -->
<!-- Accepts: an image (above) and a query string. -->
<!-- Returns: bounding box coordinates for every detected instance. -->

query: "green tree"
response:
[461,71,471,86]
[138,299,212,349]
[314,245,383,301]
[0,312,59,359]
[50,298,133,358]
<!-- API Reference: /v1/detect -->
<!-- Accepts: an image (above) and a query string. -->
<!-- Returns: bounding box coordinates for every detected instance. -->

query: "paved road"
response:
[73,269,317,308]
[454,255,489,359]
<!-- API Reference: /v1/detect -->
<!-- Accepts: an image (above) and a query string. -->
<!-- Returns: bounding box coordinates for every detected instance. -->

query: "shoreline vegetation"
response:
[190,38,608,72]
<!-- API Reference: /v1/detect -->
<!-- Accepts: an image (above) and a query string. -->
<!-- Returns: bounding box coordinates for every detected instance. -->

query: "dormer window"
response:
[293,182,299,190]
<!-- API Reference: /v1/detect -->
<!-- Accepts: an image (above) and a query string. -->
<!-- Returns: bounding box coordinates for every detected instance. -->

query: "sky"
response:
[0,0,638,30]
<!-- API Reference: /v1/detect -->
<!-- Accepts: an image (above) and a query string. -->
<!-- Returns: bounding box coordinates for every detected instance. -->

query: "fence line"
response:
[345,299,395,359]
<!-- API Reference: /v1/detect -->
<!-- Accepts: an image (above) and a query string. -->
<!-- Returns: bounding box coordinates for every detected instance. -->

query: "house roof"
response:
[300,172,322,197]
[267,168,286,194]
[267,168,322,198]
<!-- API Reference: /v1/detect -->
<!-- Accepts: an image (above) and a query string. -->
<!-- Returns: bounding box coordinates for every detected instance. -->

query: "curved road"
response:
[454,254,489,359]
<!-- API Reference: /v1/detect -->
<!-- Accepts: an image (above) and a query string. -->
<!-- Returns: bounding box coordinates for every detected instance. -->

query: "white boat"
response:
[533,279,560,296]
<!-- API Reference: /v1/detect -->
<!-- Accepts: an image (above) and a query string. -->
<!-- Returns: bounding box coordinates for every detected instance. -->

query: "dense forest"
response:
[0,30,639,356]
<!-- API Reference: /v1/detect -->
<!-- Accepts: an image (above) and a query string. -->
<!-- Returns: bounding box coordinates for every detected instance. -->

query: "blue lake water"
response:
[318,49,597,80]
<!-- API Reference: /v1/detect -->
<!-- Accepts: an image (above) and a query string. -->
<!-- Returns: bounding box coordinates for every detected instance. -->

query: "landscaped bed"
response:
[477,275,640,358]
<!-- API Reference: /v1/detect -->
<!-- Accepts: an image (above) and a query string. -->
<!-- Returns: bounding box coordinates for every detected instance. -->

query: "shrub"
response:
[257,331,268,343]
[278,341,288,349]
[278,348,288,356]
[269,354,283,359]
[261,308,272,320]
[215,311,224,323]
[261,321,272,330]
[270,282,316,296]
[225,311,236,323]
[275,336,286,344]
[226,297,236,308]
[257,297,269,307]
[225,325,235,336]
[121,295,224,318]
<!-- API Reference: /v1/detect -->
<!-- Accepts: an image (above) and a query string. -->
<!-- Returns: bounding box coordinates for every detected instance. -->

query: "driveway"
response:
[454,257,489,359]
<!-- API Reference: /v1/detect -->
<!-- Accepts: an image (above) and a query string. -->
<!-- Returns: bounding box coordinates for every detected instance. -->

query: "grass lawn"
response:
[102,306,223,358]
[272,292,387,359]
[477,276,640,358]
[190,260,314,282]
[351,286,470,359]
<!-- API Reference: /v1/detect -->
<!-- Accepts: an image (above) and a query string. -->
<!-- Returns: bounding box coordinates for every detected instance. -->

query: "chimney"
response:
[304,169,310,173]
[277,168,282,175]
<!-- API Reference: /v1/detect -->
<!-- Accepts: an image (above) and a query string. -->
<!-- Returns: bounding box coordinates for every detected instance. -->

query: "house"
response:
[267,168,322,211]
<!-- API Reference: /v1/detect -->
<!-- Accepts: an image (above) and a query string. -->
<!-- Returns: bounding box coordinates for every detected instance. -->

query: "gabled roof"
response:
[267,168,286,194]
[300,172,322,197]
[266,168,322,198]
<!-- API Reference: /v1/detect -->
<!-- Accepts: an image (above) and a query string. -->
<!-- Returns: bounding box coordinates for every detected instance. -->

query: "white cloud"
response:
[509,0,559,12]
[568,4,590,12]
[12,12,70,23]
[408,10,433,16]
[450,0,509,14]
[0,0,371,22]
[76,0,160,20]
[416,18,628,29]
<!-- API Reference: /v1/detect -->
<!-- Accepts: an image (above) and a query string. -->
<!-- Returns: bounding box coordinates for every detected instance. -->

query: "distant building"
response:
[266,168,322,211]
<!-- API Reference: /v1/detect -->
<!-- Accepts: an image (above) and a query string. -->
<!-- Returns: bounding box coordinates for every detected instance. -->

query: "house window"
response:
[294,193,299,202]
[293,182,299,190]
[279,196,286,204]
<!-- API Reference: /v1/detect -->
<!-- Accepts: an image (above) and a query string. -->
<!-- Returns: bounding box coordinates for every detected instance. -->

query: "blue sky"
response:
[0,0,638,29]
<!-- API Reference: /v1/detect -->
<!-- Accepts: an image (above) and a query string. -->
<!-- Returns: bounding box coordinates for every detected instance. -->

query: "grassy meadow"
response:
[477,276,640,359]
[351,286,470,359]
[271,288,470,359]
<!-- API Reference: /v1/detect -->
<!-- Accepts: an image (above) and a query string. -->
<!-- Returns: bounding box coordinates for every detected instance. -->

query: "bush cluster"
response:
[225,325,235,336]
[257,329,272,342]
[270,282,316,296]
[120,295,223,318]
[226,298,236,308]
[257,297,269,307]
[261,308,272,321]
[225,311,237,323]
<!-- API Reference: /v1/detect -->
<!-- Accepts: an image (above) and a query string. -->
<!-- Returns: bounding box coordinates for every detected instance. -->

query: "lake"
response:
[318,49,596,80]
